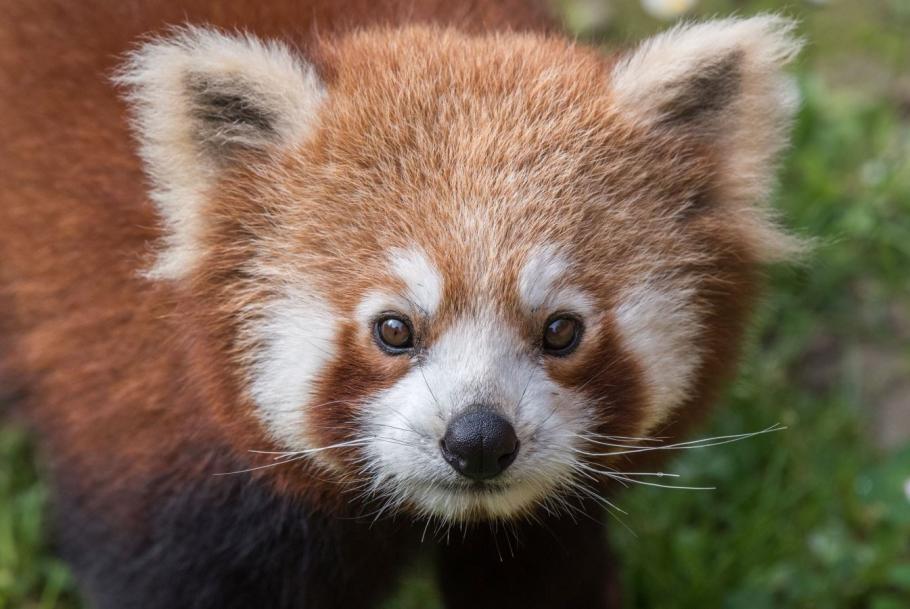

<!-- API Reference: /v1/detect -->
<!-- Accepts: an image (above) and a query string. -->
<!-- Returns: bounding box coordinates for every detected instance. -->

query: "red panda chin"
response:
[398,479,563,523]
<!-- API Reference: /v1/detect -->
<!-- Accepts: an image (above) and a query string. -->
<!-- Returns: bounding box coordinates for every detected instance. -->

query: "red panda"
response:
[0,1,802,607]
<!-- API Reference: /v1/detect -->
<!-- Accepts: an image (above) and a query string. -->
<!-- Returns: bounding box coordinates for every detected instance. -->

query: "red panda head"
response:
[117,18,802,521]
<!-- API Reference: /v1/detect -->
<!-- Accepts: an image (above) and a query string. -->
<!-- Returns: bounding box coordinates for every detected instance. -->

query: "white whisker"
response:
[607,475,714,491]
[574,424,785,458]
[222,437,416,476]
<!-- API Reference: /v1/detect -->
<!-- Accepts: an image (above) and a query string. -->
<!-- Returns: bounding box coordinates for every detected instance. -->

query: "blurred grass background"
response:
[2,1,909,608]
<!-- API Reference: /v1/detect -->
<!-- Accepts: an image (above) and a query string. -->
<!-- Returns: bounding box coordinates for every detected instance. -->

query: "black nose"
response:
[440,410,519,481]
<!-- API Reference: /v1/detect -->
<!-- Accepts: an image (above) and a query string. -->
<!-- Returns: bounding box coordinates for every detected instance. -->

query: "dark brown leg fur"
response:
[436,507,621,609]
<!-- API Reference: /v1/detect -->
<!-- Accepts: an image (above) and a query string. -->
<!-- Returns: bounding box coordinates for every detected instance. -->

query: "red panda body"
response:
[1,1,801,607]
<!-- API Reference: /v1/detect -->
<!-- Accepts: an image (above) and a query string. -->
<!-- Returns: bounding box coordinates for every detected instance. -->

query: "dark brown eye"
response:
[542,315,582,355]
[375,315,414,353]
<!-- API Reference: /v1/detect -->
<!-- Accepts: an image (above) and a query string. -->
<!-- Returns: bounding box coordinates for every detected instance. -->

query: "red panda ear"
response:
[610,16,805,262]
[115,27,325,279]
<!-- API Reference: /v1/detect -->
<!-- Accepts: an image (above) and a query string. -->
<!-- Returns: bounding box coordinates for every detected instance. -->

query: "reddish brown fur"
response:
[0,0,555,510]
[1,2,789,606]
[192,28,760,480]
[1,0,760,498]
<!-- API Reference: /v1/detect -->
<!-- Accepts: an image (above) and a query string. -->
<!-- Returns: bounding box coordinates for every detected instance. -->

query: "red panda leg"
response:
[435,508,621,609]
[49,455,417,609]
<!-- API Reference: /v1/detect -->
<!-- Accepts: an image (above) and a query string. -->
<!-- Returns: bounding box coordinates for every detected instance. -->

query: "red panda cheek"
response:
[306,321,411,466]
[546,319,648,441]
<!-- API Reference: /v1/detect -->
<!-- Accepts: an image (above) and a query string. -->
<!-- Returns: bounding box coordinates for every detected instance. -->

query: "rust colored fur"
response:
[0,0,552,505]
[1,2,799,608]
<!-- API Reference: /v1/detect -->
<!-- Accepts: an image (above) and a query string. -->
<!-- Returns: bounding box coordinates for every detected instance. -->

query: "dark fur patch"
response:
[658,50,743,129]
[548,317,648,447]
[52,449,417,609]
[187,74,278,152]
[436,503,622,609]
[306,319,411,465]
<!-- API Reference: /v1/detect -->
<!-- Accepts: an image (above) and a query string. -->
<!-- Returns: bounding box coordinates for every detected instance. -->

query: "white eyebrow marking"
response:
[354,291,413,325]
[518,244,596,317]
[518,244,569,311]
[389,247,444,316]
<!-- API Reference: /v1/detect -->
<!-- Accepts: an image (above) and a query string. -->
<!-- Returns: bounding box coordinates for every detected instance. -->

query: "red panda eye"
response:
[542,315,582,355]
[375,316,414,353]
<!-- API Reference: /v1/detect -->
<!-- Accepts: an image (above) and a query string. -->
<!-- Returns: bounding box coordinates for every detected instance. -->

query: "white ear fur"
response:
[611,16,805,261]
[116,27,325,279]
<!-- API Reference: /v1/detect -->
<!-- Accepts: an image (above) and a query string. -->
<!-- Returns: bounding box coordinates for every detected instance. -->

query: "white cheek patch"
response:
[388,247,443,316]
[247,288,337,450]
[518,244,596,318]
[614,283,703,432]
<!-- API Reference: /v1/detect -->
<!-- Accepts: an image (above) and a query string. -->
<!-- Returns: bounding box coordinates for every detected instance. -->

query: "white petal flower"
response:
[641,0,698,20]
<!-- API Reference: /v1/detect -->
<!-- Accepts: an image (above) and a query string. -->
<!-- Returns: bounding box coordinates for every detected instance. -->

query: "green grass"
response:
[3,2,910,607]
[0,430,78,609]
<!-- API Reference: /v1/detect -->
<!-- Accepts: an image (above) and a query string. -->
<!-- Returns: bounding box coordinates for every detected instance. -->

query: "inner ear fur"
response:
[656,49,744,131]
[186,72,282,156]
[115,27,325,279]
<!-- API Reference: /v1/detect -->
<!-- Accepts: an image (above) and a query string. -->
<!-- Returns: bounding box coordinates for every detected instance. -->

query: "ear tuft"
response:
[610,16,805,262]
[115,27,325,279]
[611,15,802,131]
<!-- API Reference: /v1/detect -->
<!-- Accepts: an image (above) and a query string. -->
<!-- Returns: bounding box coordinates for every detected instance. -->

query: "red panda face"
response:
[119,20,802,521]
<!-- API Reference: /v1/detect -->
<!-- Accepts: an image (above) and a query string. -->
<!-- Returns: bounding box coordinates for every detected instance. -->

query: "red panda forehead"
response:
[254,27,730,317]
[287,31,719,257]
[311,27,623,183]
[319,27,612,99]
